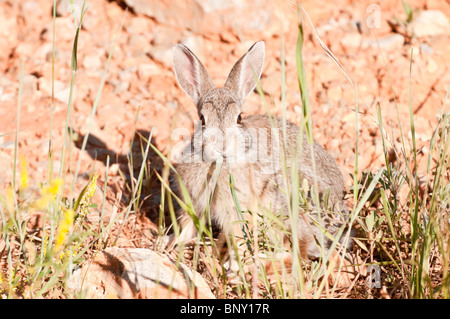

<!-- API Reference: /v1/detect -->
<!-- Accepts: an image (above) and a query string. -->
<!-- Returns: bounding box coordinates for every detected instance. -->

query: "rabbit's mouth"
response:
[202,127,253,164]
[203,145,223,163]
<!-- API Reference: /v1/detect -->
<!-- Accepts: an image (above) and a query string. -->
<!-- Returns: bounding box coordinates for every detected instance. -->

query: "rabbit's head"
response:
[173,42,265,163]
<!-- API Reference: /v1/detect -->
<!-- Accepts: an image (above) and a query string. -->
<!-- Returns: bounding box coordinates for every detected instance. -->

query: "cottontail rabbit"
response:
[171,41,353,260]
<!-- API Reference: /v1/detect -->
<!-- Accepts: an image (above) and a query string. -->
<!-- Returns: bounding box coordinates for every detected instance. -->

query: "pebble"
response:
[22,74,39,97]
[37,77,75,104]
[68,247,215,299]
[363,34,405,51]
[411,10,450,37]
[340,33,362,49]
[137,63,159,82]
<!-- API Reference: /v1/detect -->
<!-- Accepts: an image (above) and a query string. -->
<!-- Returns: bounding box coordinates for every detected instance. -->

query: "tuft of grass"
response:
[0,167,103,298]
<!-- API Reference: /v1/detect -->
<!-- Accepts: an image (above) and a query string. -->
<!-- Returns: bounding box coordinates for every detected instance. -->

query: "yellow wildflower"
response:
[87,173,99,198]
[54,208,74,253]
[0,272,4,297]
[78,173,99,217]
[35,178,63,209]
[20,155,29,189]
[59,243,79,262]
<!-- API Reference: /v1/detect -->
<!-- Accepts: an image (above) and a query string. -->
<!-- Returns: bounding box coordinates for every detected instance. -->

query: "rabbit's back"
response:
[241,114,346,210]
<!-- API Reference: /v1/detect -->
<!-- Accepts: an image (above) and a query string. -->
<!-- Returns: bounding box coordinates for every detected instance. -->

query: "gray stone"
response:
[147,25,183,67]
[420,43,433,55]
[137,63,159,82]
[22,74,39,97]
[55,0,85,17]
[363,34,405,51]
[124,0,282,36]
[411,10,450,37]
[340,33,362,48]
[124,0,204,32]
[37,78,75,104]
[197,0,244,13]
[69,247,214,299]
[148,44,173,68]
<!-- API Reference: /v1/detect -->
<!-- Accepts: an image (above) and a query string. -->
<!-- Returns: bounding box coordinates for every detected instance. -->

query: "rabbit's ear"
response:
[224,41,265,105]
[173,43,215,106]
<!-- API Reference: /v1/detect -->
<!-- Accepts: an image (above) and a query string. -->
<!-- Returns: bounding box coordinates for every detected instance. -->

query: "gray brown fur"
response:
[172,41,351,259]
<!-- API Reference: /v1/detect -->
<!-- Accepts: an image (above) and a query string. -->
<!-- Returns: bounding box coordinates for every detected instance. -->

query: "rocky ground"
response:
[0,0,449,298]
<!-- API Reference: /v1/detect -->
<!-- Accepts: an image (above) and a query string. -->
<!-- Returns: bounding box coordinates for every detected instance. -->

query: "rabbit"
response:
[170,41,354,263]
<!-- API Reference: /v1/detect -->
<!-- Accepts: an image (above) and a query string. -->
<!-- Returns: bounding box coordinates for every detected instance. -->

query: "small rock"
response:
[82,54,103,73]
[167,100,178,109]
[148,26,183,67]
[124,0,203,32]
[363,34,404,51]
[22,74,39,97]
[54,0,97,31]
[37,78,75,104]
[41,18,76,43]
[124,0,282,36]
[111,80,130,94]
[118,68,135,83]
[197,0,241,13]
[125,16,152,35]
[69,247,214,299]
[128,34,151,55]
[56,0,76,16]
[411,10,450,37]
[340,33,362,48]
[34,43,54,63]
[420,43,433,55]
[137,63,159,82]
[21,1,43,18]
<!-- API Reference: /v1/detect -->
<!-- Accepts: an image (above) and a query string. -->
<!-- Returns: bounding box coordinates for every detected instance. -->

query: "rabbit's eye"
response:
[200,114,206,125]
[237,113,242,124]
